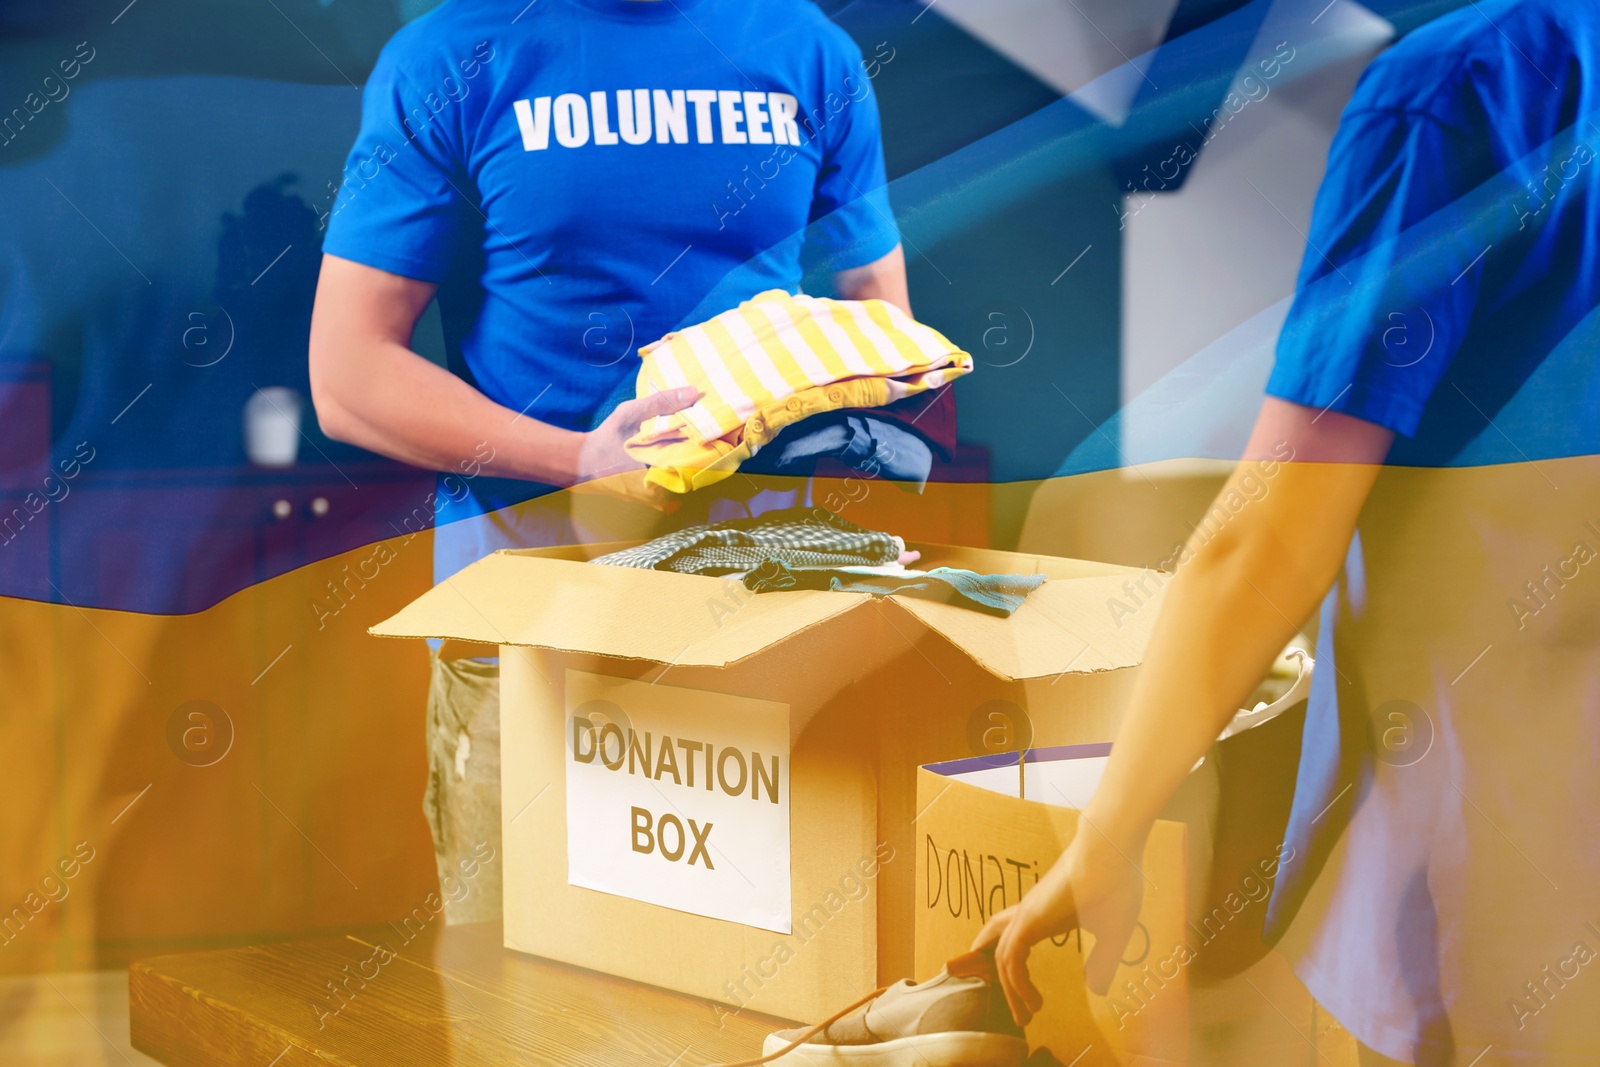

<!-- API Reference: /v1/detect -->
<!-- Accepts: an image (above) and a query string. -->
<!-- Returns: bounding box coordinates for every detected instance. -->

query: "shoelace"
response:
[707,984,888,1067]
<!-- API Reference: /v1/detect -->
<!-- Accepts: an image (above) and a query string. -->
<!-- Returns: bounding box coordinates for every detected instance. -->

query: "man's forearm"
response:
[834,244,910,314]
[310,254,593,485]
[1082,459,1383,851]
[312,335,586,485]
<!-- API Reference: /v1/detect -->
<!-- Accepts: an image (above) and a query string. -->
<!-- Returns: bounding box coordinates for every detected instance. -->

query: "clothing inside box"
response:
[508,539,1056,572]
[584,509,1054,618]
[499,534,1126,627]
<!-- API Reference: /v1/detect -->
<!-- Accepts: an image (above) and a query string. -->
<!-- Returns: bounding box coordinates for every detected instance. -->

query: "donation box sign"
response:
[564,670,793,933]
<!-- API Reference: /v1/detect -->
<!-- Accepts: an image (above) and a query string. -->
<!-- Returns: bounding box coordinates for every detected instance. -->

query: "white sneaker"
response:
[756,948,1026,1067]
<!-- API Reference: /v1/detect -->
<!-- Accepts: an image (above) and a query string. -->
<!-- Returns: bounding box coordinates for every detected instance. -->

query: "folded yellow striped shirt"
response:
[625,290,973,493]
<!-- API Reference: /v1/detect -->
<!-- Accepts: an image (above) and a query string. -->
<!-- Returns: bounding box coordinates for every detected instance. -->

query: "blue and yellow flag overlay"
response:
[2,1,1596,1064]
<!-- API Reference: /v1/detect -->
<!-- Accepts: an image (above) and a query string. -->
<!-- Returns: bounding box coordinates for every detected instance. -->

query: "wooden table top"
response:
[130,923,792,1067]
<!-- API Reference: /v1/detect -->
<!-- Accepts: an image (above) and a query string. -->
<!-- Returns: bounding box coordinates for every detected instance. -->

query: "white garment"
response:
[1275,457,1600,1065]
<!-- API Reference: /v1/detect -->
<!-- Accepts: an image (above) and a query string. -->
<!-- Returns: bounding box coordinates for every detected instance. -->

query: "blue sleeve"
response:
[1265,105,1488,436]
[806,45,901,272]
[322,38,471,284]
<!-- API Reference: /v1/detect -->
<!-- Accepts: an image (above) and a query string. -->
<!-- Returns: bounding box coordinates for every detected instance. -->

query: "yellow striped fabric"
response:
[625,290,973,492]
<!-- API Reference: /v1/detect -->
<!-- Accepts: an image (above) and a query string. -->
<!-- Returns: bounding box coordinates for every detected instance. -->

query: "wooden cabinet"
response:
[52,463,434,615]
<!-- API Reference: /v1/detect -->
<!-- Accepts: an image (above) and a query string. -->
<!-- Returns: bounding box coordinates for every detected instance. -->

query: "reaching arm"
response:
[833,244,910,315]
[1081,399,1393,855]
[976,396,1394,1022]
[308,255,696,484]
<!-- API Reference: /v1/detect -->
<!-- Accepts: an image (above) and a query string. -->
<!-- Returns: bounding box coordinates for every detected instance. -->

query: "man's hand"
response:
[576,386,701,481]
[974,825,1146,1026]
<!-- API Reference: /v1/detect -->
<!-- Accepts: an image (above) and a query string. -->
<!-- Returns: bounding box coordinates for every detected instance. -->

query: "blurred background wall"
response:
[0,0,1467,976]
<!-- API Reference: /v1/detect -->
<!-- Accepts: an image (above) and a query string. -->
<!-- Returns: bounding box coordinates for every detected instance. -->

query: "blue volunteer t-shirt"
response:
[322,0,899,572]
[1259,0,1600,1031]
[1264,0,1600,468]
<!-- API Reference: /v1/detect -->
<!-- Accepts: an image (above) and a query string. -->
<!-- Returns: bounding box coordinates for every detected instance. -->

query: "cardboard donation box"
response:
[916,749,1189,1066]
[372,540,1164,1023]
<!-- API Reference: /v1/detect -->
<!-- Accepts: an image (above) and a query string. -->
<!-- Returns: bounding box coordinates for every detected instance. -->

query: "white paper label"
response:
[564,670,792,933]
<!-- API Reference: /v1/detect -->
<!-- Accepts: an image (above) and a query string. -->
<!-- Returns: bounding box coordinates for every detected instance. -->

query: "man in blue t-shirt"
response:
[978,2,1600,1064]
[309,0,907,922]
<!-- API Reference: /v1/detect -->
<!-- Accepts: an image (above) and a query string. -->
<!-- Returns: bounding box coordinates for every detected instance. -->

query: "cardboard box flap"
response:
[370,550,869,667]
[890,573,1160,681]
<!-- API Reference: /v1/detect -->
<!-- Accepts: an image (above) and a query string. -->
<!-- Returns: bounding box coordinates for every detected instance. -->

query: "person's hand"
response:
[971,822,1148,1027]
[576,386,700,483]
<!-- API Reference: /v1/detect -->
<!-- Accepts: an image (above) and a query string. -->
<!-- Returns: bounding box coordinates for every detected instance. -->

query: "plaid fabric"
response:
[591,507,903,575]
